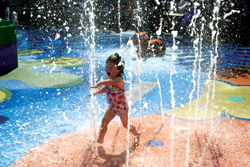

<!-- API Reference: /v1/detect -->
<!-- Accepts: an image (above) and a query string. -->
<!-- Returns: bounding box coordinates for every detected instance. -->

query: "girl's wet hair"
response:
[106,53,126,79]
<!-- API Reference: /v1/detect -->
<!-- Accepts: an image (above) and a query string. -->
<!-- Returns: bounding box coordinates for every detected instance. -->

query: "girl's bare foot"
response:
[97,137,104,144]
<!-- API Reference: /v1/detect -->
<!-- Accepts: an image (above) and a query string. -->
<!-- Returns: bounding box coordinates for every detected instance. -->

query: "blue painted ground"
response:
[0,27,250,167]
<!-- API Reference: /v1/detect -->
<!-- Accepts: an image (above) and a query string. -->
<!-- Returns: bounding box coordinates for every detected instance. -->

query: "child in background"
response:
[133,32,150,58]
[133,31,166,58]
[90,53,140,145]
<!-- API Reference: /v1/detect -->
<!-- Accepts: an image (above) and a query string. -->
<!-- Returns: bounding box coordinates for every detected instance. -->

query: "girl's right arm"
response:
[91,86,106,96]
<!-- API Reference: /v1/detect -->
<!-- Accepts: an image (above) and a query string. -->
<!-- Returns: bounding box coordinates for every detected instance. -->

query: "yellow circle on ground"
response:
[43,57,86,67]
[0,88,12,102]
[0,91,6,101]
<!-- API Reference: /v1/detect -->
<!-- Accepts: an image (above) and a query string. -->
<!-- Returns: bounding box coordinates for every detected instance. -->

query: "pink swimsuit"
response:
[106,85,129,115]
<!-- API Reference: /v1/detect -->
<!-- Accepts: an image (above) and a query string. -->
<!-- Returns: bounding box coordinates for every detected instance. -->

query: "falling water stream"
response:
[168,0,223,166]
[82,0,98,154]
[199,1,222,165]
[186,2,201,166]
[170,30,177,167]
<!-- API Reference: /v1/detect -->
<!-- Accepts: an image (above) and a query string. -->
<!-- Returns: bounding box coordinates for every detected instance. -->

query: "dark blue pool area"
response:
[0,27,250,167]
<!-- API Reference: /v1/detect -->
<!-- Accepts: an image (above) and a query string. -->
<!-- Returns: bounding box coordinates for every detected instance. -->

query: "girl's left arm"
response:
[90,77,123,89]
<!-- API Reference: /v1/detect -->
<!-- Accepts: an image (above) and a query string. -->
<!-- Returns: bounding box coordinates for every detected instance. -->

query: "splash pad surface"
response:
[0,27,250,166]
[11,114,250,166]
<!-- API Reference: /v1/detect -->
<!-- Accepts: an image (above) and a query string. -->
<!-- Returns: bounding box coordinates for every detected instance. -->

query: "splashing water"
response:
[1,0,249,166]
[170,30,178,167]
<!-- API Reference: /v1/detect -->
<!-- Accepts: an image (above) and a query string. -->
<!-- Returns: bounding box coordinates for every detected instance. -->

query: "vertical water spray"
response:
[83,0,98,154]
[118,0,123,48]
[169,2,177,167]
[186,2,201,166]
[199,0,222,166]
[203,0,221,132]
[194,16,205,128]
[157,75,165,124]
[117,1,129,165]
[154,0,164,124]
[156,18,163,36]
[135,0,143,123]
[210,1,221,133]
[126,72,134,167]
[188,1,206,127]
[170,30,178,167]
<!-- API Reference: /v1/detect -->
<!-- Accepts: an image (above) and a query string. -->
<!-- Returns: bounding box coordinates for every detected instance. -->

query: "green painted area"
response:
[0,49,84,88]
[0,19,11,26]
[0,88,12,102]
[165,80,250,120]
[230,65,250,72]
[17,49,44,57]
[0,20,16,45]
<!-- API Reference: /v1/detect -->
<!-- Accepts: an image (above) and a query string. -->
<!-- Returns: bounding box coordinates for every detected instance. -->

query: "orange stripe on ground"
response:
[210,69,250,85]
[11,114,250,166]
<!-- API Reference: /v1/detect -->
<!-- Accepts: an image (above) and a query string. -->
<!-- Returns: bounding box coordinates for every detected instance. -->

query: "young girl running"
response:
[90,53,140,145]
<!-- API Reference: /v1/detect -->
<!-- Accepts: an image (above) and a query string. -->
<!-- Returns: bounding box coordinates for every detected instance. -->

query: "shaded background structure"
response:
[1,0,250,45]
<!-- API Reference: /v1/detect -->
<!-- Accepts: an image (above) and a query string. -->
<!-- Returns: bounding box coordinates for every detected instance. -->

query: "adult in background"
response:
[133,32,166,58]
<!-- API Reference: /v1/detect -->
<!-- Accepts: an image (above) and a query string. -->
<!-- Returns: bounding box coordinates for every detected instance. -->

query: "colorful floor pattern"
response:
[11,114,250,166]
[1,28,250,166]
[10,67,250,166]
[0,49,85,88]
[165,80,250,121]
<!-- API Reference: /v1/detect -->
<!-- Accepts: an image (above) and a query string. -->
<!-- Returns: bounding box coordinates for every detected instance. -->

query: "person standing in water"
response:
[133,32,150,58]
[90,53,140,146]
[133,31,166,58]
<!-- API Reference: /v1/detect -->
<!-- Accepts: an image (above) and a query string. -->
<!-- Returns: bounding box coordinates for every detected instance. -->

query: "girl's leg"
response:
[97,107,115,143]
[119,110,140,144]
